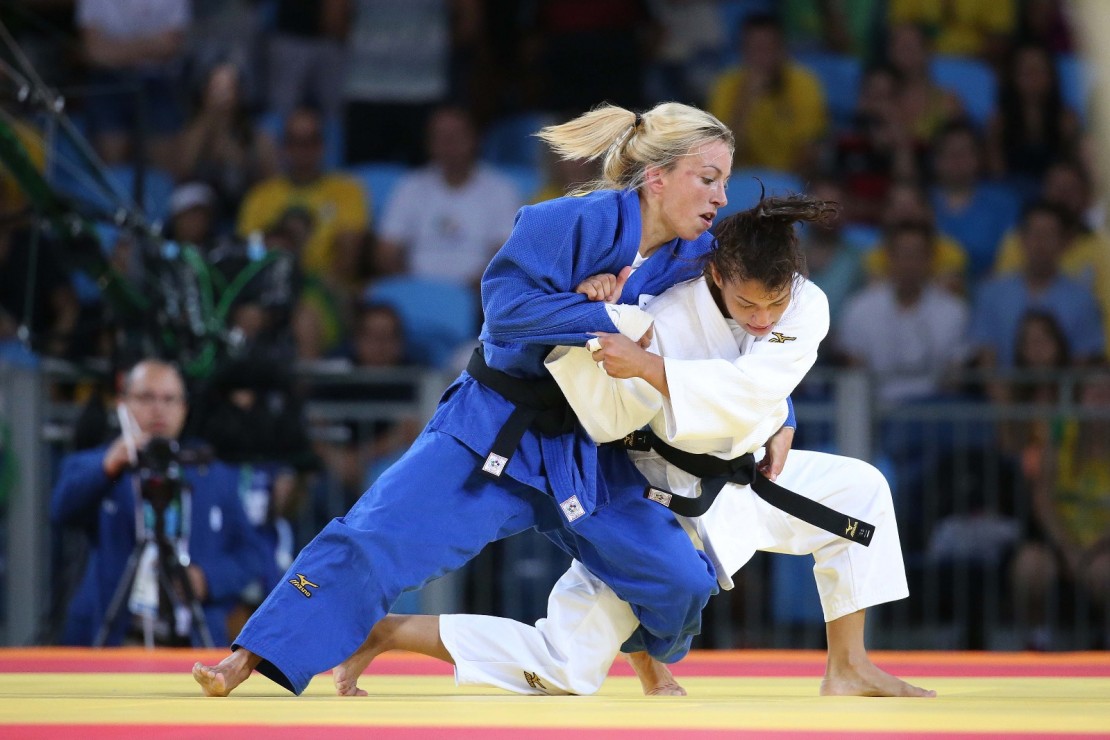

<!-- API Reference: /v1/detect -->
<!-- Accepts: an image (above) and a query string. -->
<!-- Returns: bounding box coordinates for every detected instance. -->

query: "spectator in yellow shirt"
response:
[707,13,827,174]
[237,107,369,293]
[1010,370,1110,651]
[889,0,1015,63]
[864,180,970,295]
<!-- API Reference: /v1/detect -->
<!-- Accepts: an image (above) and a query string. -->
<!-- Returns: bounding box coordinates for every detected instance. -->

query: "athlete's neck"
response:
[638,191,676,258]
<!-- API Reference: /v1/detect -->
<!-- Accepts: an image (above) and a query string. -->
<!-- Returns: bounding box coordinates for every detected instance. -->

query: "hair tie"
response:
[619,113,642,151]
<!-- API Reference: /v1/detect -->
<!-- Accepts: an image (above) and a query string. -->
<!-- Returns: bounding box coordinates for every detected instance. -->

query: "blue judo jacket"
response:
[50,444,269,647]
[428,189,714,522]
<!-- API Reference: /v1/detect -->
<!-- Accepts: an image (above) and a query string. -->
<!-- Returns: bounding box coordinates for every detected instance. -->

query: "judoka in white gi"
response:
[336,196,935,699]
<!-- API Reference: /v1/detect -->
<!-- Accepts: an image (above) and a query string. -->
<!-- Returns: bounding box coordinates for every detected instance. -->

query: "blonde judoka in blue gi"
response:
[193,102,736,697]
[336,196,935,699]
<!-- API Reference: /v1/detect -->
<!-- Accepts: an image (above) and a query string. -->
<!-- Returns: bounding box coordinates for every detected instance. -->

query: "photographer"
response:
[50,360,268,647]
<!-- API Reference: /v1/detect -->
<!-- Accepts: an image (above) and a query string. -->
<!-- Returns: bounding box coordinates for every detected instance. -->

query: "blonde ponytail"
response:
[537,102,734,193]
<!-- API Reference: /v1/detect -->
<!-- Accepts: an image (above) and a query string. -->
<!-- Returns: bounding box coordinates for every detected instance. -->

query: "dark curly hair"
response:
[707,192,839,293]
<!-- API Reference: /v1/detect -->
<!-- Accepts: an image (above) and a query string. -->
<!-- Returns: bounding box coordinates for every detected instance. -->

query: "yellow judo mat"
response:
[0,649,1107,738]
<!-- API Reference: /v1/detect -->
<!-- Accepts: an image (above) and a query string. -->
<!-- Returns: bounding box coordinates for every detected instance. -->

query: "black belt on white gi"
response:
[466,348,576,479]
[614,429,875,546]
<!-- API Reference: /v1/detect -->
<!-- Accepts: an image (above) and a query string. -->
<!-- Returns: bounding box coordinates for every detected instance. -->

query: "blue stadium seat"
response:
[480,112,552,169]
[347,162,410,226]
[362,276,478,369]
[720,169,804,219]
[53,162,175,224]
[718,0,755,40]
[492,163,542,202]
[796,52,862,130]
[771,555,825,625]
[41,111,88,183]
[257,110,345,170]
[1056,53,1090,119]
[107,164,175,221]
[930,55,997,127]
[842,223,881,251]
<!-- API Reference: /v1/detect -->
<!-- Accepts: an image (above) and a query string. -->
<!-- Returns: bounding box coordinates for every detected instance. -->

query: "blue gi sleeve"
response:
[481,203,622,346]
[783,396,796,429]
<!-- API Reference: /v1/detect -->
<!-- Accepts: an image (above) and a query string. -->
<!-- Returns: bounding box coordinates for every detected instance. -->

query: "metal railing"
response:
[1,360,1106,650]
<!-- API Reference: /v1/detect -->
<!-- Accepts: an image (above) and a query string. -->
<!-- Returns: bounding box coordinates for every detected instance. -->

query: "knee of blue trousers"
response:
[627,553,718,662]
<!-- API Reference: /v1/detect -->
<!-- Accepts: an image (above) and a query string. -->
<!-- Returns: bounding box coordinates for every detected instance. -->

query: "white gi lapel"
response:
[650,278,738,365]
[692,277,741,362]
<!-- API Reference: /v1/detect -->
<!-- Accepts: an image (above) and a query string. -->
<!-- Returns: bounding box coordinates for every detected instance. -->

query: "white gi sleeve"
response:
[602,304,654,342]
[545,345,661,443]
[661,282,830,442]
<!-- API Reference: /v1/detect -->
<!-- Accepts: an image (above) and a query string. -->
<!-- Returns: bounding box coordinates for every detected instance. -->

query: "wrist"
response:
[102,451,125,478]
[644,353,669,396]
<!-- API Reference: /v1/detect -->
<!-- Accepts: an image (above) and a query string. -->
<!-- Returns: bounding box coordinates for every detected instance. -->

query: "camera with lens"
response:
[136,437,184,513]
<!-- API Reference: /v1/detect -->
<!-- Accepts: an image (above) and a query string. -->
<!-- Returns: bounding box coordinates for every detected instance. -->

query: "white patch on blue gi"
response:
[560,496,584,522]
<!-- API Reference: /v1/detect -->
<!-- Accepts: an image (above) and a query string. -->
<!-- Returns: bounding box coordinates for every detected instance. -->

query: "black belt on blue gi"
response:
[614,429,875,546]
[466,348,576,479]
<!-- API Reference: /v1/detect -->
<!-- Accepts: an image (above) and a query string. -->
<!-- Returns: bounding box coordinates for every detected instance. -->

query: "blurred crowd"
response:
[3,1,1106,376]
[2,0,1108,650]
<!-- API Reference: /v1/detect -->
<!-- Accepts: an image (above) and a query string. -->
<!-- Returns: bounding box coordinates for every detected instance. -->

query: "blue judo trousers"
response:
[235,190,720,694]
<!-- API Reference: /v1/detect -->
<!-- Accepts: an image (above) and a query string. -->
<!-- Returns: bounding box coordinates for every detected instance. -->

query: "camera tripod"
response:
[93,489,214,648]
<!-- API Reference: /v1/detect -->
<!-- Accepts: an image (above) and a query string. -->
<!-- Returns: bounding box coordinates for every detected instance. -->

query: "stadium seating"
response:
[796,51,862,130]
[480,111,553,169]
[362,276,479,369]
[930,55,997,127]
[492,162,542,202]
[1056,53,1091,120]
[347,162,409,226]
[721,168,805,218]
[52,161,175,224]
[771,554,826,626]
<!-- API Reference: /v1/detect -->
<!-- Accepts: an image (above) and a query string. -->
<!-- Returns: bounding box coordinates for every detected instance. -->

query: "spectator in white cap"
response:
[168,181,221,249]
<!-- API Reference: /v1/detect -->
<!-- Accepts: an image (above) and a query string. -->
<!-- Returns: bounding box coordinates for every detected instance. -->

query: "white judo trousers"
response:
[440,276,909,695]
[440,449,906,695]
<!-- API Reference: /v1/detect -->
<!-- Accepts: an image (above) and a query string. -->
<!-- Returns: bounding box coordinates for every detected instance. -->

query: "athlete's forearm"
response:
[638,352,669,398]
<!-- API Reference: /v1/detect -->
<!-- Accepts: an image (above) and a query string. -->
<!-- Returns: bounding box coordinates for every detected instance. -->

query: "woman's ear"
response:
[643,165,665,194]
[709,262,723,289]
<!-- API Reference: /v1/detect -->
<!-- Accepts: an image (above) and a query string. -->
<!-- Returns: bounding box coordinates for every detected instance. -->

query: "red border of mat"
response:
[2,648,1107,677]
[2,726,1103,740]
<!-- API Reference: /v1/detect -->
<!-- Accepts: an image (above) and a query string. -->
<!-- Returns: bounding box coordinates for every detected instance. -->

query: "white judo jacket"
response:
[545,274,830,588]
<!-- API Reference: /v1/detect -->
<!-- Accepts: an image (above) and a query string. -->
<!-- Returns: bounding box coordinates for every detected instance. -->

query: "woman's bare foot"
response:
[821,609,935,697]
[820,657,936,698]
[192,649,261,697]
[333,638,376,697]
[333,615,449,697]
[624,651,687,696]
